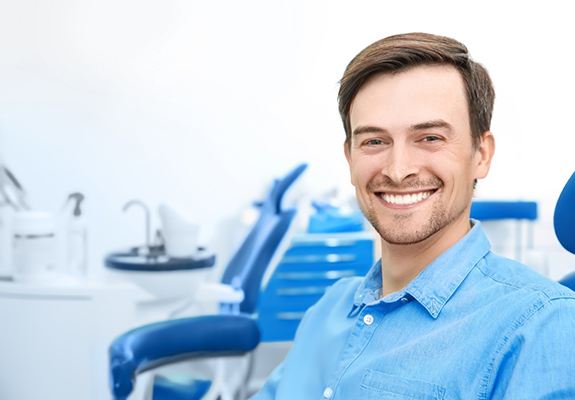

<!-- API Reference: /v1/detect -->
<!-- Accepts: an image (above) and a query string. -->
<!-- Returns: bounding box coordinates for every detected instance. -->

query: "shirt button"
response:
[363,314,374,325]
[323,387,334,399]
[401,297,409,303]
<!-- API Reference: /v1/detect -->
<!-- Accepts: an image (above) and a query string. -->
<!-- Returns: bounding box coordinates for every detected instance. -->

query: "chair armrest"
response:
[109,314,260,399]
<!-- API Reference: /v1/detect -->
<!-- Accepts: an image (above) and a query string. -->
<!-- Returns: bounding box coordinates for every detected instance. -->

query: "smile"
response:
[378,190,436,206]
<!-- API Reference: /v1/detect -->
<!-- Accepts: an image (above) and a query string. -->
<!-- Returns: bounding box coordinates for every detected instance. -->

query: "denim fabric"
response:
[252,222,575,400]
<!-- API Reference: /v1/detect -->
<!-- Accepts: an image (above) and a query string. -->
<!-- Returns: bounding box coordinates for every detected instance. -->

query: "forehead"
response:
[349,65,470,132]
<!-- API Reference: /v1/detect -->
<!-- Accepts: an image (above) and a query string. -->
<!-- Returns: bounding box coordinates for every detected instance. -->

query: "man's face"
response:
[345,65,493,245]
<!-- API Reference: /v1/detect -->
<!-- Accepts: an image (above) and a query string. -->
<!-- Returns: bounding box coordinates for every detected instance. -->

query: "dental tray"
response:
[104,246,216,272]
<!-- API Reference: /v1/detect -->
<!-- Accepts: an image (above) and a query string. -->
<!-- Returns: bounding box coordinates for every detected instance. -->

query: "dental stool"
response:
[108,163,307,400]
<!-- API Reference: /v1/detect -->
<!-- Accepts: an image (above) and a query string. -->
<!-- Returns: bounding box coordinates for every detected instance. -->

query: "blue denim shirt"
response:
[252,222,575,399]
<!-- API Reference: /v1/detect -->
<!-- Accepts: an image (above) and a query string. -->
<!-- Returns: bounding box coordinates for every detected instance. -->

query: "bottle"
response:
[12,211,58,282]
[65,193,87,278]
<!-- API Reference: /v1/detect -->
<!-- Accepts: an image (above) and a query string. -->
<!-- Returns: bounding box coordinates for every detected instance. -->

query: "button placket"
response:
[324,305,384,399]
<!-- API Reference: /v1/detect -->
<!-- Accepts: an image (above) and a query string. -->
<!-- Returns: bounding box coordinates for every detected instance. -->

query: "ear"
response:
[473,131,495,180]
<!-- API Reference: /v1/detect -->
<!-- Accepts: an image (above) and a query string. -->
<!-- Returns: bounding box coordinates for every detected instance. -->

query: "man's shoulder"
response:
[292,276,363,339]
[323,276,364,301]
[477,251,575,303]
[302,276,364,316]
[330,275,364,290]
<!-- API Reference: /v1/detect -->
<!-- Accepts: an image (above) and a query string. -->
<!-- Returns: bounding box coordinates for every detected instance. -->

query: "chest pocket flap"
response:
[360,369,446,400]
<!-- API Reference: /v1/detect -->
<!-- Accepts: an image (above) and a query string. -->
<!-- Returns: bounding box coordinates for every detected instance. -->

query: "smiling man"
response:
[252,33,575,399]
[345,63,494,296]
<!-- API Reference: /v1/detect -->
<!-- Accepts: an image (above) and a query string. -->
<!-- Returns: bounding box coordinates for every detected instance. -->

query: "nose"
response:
[381,143,419,184]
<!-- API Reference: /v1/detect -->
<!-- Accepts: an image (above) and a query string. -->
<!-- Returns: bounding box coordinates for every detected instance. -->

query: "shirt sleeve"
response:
[488,296,575,399]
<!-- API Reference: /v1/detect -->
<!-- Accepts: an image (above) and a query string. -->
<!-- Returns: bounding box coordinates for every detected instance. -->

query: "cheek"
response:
[352,157,381,182]
[353,168,373,190]
[448,163,476,197]
[348,159,365,188]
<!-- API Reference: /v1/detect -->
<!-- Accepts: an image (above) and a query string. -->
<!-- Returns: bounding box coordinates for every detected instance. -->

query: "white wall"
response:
[1,0,574,278]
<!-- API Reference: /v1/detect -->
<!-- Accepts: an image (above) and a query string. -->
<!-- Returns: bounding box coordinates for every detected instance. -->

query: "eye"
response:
[420,135,442,143]
[361,137,392,147]
[364,138,384,146]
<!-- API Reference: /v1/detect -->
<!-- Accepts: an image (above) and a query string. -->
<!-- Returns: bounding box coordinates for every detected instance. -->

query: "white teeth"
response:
[382,191,432,205]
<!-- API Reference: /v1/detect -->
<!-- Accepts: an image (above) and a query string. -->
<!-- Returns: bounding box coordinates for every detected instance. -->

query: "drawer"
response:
[283,238,373,258]
[259,289,325,311]
[280,251,372,268]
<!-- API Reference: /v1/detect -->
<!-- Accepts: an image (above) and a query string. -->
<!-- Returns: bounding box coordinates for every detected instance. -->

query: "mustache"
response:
[367,176,443,192]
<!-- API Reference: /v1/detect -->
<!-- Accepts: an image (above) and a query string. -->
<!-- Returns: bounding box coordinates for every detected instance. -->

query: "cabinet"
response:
[258,232,374,341]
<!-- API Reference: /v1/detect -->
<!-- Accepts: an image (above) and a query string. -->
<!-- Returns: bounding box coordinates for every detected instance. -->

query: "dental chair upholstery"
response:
[109,163,307,400]
[555,171,575,290]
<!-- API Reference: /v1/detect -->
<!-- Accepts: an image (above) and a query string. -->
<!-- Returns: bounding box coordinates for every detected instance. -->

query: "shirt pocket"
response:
[360,369,446,400]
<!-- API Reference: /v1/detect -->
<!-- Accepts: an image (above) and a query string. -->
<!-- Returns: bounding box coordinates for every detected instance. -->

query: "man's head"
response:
[341,33,495,247]
[339,32,495,150]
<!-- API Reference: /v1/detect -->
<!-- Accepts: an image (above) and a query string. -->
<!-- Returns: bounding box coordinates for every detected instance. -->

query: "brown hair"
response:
[338,32,495,149]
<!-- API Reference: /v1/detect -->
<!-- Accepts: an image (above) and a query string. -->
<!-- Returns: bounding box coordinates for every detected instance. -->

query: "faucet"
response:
[122,199,151,251]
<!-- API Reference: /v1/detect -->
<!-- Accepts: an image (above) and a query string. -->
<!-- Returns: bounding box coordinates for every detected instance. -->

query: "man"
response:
[252,33,575,399]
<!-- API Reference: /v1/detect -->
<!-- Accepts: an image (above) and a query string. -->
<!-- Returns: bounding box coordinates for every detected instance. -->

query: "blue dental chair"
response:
[554,171,575,290]
[109,163,307,400]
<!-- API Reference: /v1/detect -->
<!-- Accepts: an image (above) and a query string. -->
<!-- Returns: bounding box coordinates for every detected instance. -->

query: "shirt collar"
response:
[353,220,491,318]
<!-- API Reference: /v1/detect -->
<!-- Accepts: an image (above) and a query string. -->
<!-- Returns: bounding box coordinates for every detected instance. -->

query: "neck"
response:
[380,216,472,296]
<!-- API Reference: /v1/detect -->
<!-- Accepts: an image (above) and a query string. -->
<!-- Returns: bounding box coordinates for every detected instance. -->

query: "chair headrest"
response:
[268,163,307,214]
[554,171,575,254]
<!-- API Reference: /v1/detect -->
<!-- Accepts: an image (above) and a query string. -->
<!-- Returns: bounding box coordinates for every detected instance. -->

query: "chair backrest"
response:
[554,171,575,255]
[220,163,307,314]
[554,171,575,290]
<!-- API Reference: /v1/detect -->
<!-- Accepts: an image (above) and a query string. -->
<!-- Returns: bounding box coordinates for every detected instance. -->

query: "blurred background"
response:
[3,1,575,399]
[2,0,574,278]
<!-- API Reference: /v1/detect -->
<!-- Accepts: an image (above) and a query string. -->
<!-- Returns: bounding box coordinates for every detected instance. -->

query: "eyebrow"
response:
[352,125,387,136]
[410,119,453,132]
[352,119,453,137]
